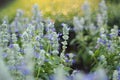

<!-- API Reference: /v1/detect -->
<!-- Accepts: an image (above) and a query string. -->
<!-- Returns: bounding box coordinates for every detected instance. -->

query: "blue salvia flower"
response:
[110,25,118,38]
[73,17,84,32]
[112,70,118,80]
[81,1,91,28]
[117,67,120,80]
[62,23,69,39]
[34,52,40,59]
[83,74,94,80]
[81,1,91,18]
[2,52,8,58]
[12,33,18,43]
[2,16,9,24]
[99,0,107,24]
[16,62,30,76]
[0,23,10,47]
[32,4,43,22]
[23,44,35,80]
[51,32,59,55]
[0,47,13,80]
[61,23,69,59]
[16,9,24,17]
[10,9,24,33]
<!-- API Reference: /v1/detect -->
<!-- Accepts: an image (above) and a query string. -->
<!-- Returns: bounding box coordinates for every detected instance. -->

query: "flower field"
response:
[0,0,120,80]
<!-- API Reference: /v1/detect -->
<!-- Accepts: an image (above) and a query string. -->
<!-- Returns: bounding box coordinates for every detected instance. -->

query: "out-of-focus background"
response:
[0,0,120,26]
[0,0,99,23]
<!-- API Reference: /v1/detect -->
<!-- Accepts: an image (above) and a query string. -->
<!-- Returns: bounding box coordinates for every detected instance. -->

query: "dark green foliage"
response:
[106,0,120,4]
[107,4,120,28]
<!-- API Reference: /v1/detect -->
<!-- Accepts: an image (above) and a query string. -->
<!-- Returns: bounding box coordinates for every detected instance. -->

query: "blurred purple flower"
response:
[19,49,24,53]
[9,44,14,48]
[49,75,55,80]
[58,33,63,37]
[72,59,76,64]
[34,52,40,58]
[65,59,69,63]
[40,45,43,49]
[2,53,8,58]
[98,38,107,44]
[118,30,120,36]
[83,74,94,80]
[44,34,53,41]
[44,59,49,62]
[20,68,30,76]
[16,62,31,76]
[9,66,16,71]
[65,53,69,58]
[117,67,120,80]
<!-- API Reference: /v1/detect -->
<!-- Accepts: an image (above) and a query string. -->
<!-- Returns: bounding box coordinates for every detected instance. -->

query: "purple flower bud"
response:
[72,59,76,64]
[49,75,55,80]
[65,53,69,57]
[2,53,8,58]
[19,49,24,53]
[15,28,19,33]
[58,33,63,37]
[21,68,30,76]
[16,62,30,76]
[84,74,94,80]
[9,44,14,48]
[40,45,43,49]
[34,52,40,58]
[9,66,16,71]
[65,59,69,63]
[66,76,74,80]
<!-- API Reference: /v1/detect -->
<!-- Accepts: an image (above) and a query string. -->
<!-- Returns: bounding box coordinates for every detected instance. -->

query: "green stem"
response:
[36,67,41,80]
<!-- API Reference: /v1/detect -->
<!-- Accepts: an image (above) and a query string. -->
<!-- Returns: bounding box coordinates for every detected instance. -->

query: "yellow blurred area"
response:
[22,0,99,16]
[0,0,99,21]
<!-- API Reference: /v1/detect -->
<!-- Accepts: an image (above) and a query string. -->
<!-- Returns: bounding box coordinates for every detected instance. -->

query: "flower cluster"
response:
[0,4,72,80]
[50,66,107,80]
[72,0,120,80]
[0,0,120,80]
